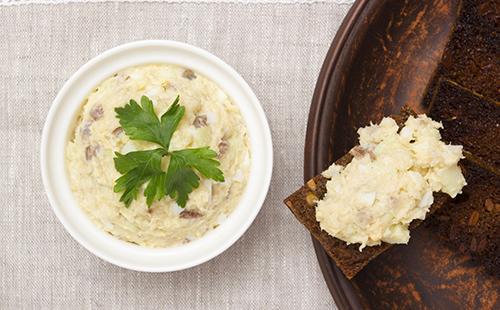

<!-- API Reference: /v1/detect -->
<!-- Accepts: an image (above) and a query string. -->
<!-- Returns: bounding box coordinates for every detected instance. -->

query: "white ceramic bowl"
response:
[41,40,273,272]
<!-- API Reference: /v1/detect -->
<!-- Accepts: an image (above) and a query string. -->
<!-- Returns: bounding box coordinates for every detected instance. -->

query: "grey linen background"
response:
[1,2,351,309]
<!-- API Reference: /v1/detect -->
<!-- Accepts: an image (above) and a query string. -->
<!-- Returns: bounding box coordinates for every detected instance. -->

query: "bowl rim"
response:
[40,40,273,272]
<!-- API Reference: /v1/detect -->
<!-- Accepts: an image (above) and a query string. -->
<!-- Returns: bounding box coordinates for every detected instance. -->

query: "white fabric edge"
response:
[1,0,355,6]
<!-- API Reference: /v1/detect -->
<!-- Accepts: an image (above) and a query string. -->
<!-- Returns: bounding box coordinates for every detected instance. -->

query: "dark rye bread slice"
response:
[434,0,500,102]
[284,165,450,279]
[284,110,451,279]
[427,79,500,276]
[429,79,500,173]
[428,159,500,276]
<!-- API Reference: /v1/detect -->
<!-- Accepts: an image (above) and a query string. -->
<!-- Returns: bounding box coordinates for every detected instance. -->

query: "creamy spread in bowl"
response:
[317,115,466,250]
[41,41,272,271]
[66,64,250,248]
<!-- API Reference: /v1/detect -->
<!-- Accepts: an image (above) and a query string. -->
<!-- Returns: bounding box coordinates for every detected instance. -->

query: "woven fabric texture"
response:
[1,0,355,5]
[0,2,352,309]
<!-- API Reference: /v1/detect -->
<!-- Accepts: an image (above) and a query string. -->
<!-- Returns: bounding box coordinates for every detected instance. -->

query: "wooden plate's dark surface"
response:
[305,0,499,309]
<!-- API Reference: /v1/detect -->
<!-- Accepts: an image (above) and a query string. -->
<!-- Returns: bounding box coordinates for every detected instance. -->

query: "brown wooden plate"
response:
[305,0,499,309]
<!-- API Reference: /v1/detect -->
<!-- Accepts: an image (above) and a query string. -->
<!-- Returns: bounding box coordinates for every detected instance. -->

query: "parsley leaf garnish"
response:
[115,95,184,150]
[165,156,200,208]
[170,147,225,182]
[113,96,224,208]
[113,149,166,207]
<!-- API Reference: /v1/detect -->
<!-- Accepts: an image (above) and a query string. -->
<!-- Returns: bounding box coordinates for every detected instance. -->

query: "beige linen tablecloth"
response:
[1,1,352,308]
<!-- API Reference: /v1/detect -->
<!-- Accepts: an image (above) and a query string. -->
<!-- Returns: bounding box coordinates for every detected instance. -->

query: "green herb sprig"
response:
[113,96,224,208]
